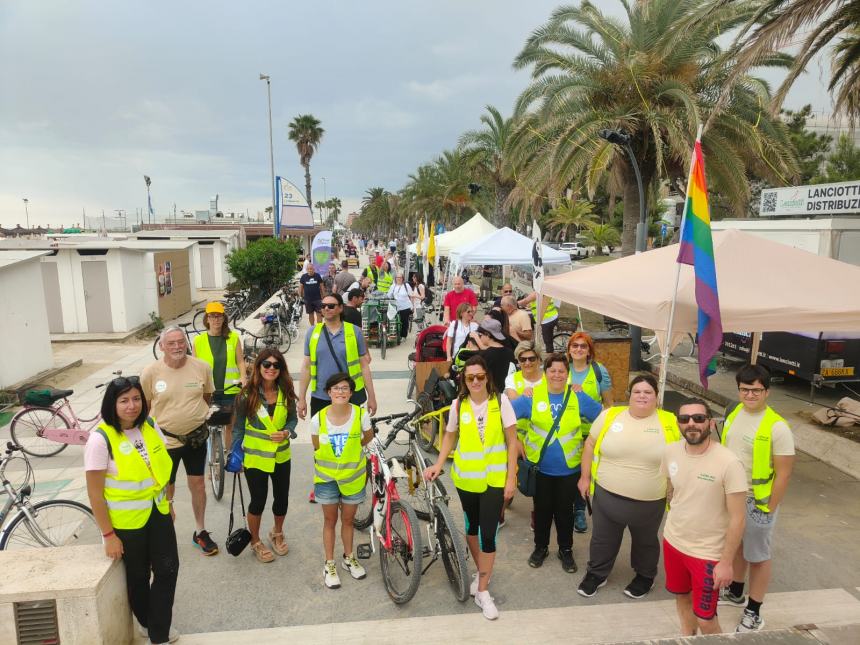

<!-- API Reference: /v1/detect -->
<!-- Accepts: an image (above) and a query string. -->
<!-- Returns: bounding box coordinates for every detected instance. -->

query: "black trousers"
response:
[534,471,577,551]
[541,318,558,351]
[245,459,292,516]
[397,308,412,339]
[586,484,666,580]
[114,505,179,645]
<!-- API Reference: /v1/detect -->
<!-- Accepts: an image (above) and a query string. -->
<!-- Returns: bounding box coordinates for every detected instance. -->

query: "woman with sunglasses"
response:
[312,373,374,589]
[566,331,613,533]
[85,376,179,644]
[508,353,602,574]
[424,355,518,620]
[576,373,680,600]
[445,302,478,362]
[228,348,297,563]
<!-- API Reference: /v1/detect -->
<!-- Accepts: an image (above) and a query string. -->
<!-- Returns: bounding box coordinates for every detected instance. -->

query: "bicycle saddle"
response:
[25,388,74,406]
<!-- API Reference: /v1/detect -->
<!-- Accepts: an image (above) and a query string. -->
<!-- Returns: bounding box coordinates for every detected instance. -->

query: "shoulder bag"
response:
[516,388,572,497]
[225,473,252,556]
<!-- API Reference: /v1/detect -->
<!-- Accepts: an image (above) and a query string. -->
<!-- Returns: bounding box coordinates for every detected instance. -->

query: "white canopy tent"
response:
[406,212,497,256]
[449,226,571,266]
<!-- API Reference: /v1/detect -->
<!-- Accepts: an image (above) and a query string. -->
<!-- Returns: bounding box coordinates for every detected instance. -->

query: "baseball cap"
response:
[205,301,225,314]
[478,318,506,341]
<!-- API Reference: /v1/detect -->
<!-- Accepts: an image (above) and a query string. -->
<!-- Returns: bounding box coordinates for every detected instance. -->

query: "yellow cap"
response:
[205,301,225,314]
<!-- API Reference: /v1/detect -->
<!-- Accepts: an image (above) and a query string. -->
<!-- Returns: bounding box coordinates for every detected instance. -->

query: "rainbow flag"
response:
[677,138,722,388]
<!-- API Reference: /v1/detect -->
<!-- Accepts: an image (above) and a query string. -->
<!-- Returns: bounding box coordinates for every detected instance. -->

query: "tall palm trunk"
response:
[304,163,312,209]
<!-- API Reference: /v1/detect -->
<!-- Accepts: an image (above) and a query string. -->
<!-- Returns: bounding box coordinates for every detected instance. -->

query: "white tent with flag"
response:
[449,226,571,266]
[407,212,497,256]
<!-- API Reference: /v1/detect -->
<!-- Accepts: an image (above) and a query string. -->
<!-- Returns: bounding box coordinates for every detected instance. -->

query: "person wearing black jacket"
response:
[471,318,517,394]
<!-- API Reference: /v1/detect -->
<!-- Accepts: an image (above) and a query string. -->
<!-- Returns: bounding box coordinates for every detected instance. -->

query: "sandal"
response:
[251,540,274,563]
[268,529,289,556]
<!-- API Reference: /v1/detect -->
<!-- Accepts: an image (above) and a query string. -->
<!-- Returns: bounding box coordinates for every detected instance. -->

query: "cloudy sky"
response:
[0,1,833,228]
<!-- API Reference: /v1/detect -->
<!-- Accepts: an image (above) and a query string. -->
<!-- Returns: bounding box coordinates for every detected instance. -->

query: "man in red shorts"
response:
[661,399,746,635]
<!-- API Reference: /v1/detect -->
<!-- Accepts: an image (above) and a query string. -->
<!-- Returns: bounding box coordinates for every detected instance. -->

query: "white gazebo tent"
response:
[449,226,571,267]
[407,212,497,256]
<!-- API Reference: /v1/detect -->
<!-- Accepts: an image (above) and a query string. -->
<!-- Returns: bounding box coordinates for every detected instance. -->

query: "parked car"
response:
[559,241,589,259]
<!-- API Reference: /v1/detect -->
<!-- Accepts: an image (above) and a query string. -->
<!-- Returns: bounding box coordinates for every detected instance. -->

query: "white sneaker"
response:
[324,560,341,589]
[146,626,180,644]
[342,553,367,580]
[470,572,479,596]
[736,608,765,633]
[474,590,499,620]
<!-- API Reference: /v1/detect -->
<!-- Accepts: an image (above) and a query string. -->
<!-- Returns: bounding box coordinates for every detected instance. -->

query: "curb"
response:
[4,358,84,402]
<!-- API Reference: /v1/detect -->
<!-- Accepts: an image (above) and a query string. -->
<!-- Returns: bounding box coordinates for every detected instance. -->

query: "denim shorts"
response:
[743,496,779,563]
[314,480,366,505]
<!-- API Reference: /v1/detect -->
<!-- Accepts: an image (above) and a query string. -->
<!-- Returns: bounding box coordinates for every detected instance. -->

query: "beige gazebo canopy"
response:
[541,229,860,334]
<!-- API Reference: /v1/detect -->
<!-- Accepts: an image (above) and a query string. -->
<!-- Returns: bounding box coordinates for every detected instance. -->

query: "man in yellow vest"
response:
[718,364,795,633]
[517,292,559,350]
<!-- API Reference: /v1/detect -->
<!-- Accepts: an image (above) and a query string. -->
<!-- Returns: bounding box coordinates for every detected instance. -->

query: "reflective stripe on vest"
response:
[530,298,558,323]
[242,389,291,472]
[525,381,583,469]
[589,406,680,497]
[721,404,785,512]
[98,419,172,530]
[451,397,507,493]
[570,362,601,437]
[308,322,365,392]
[193,331,242,394]
[313,404,367,496]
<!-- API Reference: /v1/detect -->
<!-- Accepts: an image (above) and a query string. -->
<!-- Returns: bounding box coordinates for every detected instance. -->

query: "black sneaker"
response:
[528,546,549,568]
[558,548,578,573]
[193,530,219,556]
[577,572,606,597]
[623,574,654,599]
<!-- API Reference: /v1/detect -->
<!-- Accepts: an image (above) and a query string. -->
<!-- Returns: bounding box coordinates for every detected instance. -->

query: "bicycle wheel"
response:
[395,452,432,521]
[434,500,469,602]
[553,331,572,353]
[152,336,162,360]
[279,326,292,353]
[0,499,100,550]
[379,500,423,604]
[406,370,416,399]
[192,308,207,332]
[353,461,375,530]
[10,407,70,457]
[208,429,225,501]
[415,394,439,454]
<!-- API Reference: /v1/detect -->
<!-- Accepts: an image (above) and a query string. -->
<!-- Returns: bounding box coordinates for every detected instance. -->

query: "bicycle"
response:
[206,387,239,502]
[152,321,198,359]
[0,442,100,550]
[9,371,124,457]
[352,406,425,604]
[237,326,280,367]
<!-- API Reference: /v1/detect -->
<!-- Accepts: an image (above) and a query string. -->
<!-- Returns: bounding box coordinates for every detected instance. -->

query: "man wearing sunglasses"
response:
[718,363,795,633]
[661,399,746,636]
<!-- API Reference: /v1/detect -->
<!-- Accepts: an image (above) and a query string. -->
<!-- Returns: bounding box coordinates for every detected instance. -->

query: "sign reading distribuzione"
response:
[759,179,860,217]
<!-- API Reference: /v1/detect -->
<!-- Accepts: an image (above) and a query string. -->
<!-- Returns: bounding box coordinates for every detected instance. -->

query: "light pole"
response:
[260,74,277,238]
[599,128,647,371]
[144,175,152,225]
[22,198,30,232]
[322,176,328,227]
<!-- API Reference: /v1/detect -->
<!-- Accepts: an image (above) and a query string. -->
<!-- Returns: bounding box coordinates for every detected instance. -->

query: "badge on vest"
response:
[609,422,623,433]
[461,411,473,424]
[119,441,134,455]
[537,401,549,413]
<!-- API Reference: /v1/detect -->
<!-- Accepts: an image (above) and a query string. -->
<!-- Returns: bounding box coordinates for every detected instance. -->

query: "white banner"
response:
[531,220,544,293]
[310,230,333,274]
[760,180,860,217]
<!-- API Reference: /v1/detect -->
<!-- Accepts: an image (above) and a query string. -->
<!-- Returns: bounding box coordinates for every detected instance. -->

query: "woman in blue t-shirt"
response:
[510,353,602,573]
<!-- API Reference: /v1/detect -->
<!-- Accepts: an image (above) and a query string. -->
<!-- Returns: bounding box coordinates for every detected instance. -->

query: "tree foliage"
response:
[817,134,860,183]
[226,237,298,296]
[783,105,833,183]
[287,114,324,207]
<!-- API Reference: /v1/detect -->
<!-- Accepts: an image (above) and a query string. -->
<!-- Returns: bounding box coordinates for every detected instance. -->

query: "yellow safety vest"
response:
[194,331,242,395]
[313,404,367,496]
[589,406,680,496]
[721,404,786,512]
[510,371,543,439]
[376,271,393,293]
[308,322,365,392]
[451,397,508,493]
[242,390,291,472]
[96,419,172,530]
[525,381,583,469]
[530,298,558,324]
[569,362,602,437]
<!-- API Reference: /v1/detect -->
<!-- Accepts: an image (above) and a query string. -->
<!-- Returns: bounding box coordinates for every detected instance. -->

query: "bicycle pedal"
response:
[356,543,373,560]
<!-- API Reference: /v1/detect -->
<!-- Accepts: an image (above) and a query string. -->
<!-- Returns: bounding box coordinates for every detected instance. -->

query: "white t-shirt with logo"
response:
[310,407,372,457]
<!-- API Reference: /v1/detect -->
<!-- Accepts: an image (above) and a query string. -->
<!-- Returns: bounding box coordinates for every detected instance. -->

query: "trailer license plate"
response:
[820,367,855,377]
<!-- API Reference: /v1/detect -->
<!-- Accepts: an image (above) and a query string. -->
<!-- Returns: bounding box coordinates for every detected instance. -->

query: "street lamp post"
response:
[322,176,328,227]
[22,198,30,232]
[599,128,647,371]
[144,175,152,225]
[260,74,277,238]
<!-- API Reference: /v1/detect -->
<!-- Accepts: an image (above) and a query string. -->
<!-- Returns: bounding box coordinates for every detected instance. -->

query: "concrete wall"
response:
[0,260,53,387]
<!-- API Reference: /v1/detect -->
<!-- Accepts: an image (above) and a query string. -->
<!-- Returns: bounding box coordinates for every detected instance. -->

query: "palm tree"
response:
[582,223,620,256]
[511,0,799,255]
[543,198,598,241]
[287,114,324,208]
[722,0,860,123]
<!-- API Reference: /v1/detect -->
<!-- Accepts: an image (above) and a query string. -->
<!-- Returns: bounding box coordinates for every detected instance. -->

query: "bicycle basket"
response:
[23,389,58,407]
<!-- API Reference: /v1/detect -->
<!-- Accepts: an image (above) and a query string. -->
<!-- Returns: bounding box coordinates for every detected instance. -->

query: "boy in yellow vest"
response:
[718,364,795,633]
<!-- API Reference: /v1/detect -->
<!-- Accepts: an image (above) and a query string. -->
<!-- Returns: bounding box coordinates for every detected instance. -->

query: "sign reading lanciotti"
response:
[760,179,860,217]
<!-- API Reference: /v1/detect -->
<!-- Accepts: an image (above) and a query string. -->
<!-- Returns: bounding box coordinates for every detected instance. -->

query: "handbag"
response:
[225,473,252,556]
[516,388,572,497]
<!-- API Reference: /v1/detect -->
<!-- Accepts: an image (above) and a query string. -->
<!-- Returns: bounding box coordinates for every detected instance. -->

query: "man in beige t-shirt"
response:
[500,296,533,342]
[141,326,217,556]
[718,364,795,633]
[662,400,746,636]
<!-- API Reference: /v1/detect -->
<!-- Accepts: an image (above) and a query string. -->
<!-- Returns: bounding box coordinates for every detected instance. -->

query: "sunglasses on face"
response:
[502,290,512,294]
[519,355,538,364]
[321,303,339,310]
[465,373,487,383]
[677,413,709,424]
[260,361,281,370]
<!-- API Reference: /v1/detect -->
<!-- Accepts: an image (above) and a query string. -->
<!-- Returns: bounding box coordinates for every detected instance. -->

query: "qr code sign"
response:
[762,190,777,213]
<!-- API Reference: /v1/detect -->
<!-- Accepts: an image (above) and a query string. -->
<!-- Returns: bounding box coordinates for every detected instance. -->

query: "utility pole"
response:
[22,198,30,232]
[260,74,277,238]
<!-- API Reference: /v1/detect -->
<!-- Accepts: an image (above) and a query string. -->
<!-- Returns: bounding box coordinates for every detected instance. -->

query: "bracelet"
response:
[102,530,115,538]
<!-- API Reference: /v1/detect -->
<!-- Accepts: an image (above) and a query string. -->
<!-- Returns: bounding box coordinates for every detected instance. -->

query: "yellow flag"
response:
[428,221,436,267]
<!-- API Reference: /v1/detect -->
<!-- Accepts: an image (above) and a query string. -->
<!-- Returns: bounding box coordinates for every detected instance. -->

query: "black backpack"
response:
[423,286,434,306]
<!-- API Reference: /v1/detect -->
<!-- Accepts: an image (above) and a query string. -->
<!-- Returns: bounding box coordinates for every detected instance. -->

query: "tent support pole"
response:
[577,306,584,331]
[658,261,684,408]
[750,332,761,365]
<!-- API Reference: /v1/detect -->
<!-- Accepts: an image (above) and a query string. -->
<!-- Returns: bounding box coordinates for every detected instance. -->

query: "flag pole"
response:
[658,124,703,407]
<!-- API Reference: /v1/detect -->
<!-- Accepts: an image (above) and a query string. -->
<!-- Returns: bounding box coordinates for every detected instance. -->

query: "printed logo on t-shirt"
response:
[697,472,716,483]
[154,380,168,393]
[118,441,134,455]
[609,422,623,433]
[644,427,660,433]
[329,433,348,458]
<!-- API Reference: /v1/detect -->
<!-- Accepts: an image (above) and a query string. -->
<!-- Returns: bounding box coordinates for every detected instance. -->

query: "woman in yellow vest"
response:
[312,373,374,589]
[376,260,394,293]
[567,331,614,534]
[193,301,245,446]
[228,348,297,563]
[85,377,179,645]
[508,353,602,573]
[424,355,518,620]
[576,374,680,600]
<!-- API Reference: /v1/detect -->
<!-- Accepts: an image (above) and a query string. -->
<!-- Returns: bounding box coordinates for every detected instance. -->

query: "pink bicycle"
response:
[8,372,122,458]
